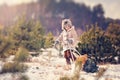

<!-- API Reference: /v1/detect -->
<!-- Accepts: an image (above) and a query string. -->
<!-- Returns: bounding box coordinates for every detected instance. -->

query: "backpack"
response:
[83,58,98,73]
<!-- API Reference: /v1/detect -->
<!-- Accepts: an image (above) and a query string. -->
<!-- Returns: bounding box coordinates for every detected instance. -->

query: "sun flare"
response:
[0,0,37,5]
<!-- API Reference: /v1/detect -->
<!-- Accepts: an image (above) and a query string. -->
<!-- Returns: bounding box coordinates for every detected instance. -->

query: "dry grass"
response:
[71,59,82,80]
[60,57,83,80]
[95,67,108,80]
[0,62,28,73]
[59,76,70,80]
[15,47,29,62]
[19,74,29,80]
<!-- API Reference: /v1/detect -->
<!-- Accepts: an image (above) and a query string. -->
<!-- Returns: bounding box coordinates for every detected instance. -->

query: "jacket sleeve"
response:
[73,29,78,41]
[70,28,78,46]
[56,32,63,42]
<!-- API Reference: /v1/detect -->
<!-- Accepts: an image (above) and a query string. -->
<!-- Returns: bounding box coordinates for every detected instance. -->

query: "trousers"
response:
[64,49,76,64]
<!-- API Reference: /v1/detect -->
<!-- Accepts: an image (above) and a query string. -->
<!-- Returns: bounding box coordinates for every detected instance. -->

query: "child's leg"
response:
[64,50,71,65]
[64,50,71,70]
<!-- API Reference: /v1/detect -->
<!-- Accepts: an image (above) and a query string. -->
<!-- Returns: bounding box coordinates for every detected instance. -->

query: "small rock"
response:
[36,67,39,69]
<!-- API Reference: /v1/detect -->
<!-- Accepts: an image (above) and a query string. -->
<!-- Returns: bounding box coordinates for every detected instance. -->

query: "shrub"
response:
[95,67,107,80]
[71,59,82,80]
[19,75,29,80]
[60,60,82,80]
[59,76,70,80]
[1,62,28,73]
[15,47,29,62]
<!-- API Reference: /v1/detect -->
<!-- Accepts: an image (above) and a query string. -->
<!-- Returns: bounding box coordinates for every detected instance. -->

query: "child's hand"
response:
[67,39,73,44]
[55,40,59,45]
[54,40,59,48]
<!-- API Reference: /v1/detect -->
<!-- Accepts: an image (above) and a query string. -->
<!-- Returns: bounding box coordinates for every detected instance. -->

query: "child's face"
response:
[64,25,71,31]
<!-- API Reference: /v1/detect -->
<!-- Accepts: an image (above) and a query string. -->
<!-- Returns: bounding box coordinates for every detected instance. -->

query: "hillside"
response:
[0,0,120,35]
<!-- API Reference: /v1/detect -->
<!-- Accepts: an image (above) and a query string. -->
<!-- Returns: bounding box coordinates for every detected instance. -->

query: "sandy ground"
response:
[0,48,120,80]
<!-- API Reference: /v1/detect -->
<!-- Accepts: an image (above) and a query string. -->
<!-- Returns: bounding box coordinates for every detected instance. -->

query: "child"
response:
[55,19,78,70]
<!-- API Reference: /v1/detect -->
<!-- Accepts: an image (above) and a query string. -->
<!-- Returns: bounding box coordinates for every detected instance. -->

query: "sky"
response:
[0,0,37,5]
[0,0,120,19]
[74,0,120,19]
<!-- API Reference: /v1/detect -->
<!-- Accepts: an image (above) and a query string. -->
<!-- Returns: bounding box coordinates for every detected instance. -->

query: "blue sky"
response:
[0,0,120,19]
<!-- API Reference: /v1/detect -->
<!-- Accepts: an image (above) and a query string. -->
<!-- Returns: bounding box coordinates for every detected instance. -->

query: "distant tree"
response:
[38,0,50,13]
[92,4,105,29]
[46,0,92,31]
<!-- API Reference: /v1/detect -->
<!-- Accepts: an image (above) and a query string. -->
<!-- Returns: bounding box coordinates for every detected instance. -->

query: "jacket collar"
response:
[64,26,74,32]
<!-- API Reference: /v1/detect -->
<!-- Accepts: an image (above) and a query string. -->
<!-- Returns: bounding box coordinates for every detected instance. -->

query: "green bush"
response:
[10,17,45,51]
[1,62,28,73]
[44,32,54,48]
[15,47,29,62]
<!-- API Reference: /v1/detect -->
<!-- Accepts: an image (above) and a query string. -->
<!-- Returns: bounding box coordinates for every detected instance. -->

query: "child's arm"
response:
[56,32,63,42]
[54,32,63,47]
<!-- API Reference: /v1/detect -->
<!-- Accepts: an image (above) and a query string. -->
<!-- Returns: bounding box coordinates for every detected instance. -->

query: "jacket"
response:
[57,26,78,51]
